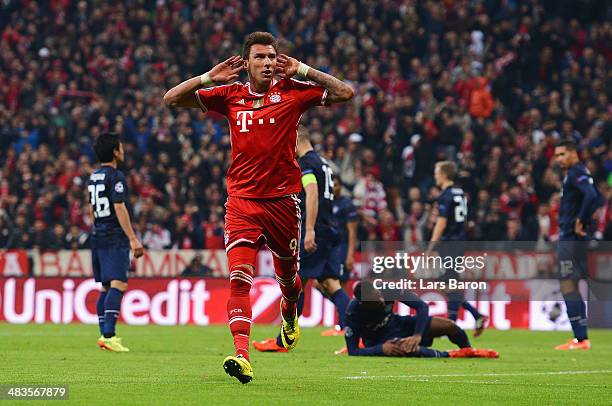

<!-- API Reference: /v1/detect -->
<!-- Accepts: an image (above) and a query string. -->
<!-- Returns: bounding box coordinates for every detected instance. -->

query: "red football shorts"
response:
[224,194,301,259]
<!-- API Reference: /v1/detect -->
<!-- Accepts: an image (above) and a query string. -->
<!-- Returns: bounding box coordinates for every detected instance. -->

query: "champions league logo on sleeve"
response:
[115,182,124,193]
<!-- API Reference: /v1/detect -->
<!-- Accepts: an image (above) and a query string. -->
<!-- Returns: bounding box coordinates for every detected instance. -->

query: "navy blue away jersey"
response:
[298,150,338,240]
[559,163,603,240]
[345,299,394,342]
[333,195,358,243]
[437,186,467,240]
[343,297,430,356]
[87,166,128,236]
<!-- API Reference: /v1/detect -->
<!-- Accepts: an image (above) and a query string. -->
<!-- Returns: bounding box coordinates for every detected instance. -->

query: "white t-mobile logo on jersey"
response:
[236,111,276,133]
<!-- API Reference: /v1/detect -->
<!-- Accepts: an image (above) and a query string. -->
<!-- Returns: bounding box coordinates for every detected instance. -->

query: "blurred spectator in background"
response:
[143,223,172,250]
[181,254,214,277]
[172,214,199,249]
[0,214,10,247]
[65,224,89,250]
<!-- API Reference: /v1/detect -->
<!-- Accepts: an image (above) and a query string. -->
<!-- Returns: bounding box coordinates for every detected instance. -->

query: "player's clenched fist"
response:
[130,238,144,258]
[344,255,354,273]
[304,229,317,253]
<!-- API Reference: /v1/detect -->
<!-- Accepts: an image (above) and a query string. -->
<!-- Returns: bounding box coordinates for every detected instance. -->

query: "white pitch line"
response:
[343,370,612,380]
[384,378,609,388]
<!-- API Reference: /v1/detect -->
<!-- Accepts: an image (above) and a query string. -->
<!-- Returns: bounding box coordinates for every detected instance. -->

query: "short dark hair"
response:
[436,160,457,181]
[242,31,278,59]
[353,281,364,301]
[555,139,577,151]
[353,281,377,302]
[93,133,120,163]
[297,125,311,144]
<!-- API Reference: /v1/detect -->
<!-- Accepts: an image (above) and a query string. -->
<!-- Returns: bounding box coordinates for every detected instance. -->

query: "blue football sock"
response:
[276,291,305,347]
[103,288,124,338]
[330,288,350,328]
[563,291,588,341]
[447,303,460,321]
[448,326,471,348]
[297,290,305,316]
[413,346,449,358]
[461,301,482,320]
[447,292,462,321]
[96,291,107,336]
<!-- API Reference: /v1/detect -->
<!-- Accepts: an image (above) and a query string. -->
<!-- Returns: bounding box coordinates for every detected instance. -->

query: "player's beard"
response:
[249,68,273,90]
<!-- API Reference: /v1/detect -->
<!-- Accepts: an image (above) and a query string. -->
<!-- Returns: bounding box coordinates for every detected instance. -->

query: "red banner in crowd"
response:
[21,249,268,278]
[4,249,611,280]
[28,250,232,278]
[0,250,612,281]
[0,277,573,331]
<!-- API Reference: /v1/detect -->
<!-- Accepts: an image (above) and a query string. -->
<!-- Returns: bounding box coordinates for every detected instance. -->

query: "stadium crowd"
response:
[1,0,611,259]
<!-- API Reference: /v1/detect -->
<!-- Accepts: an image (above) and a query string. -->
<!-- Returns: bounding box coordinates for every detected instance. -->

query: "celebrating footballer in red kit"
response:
[164,31,353,383]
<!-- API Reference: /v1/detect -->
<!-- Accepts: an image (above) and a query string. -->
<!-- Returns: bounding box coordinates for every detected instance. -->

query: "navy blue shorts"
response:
[557,237,588,280]
[299,238,342,281]
[364,315,434,347]
[91,234,130,284]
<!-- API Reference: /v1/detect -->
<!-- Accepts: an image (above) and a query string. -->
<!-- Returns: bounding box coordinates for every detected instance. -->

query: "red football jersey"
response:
[195,78,327,198]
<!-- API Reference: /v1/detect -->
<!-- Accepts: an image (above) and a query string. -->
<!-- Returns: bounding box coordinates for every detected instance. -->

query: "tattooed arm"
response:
[276,54,354,105]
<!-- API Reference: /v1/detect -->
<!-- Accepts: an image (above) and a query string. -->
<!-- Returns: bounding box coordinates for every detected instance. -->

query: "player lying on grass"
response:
[253,128,351,353]
[88,133,144,352]
[164,31,353,384]
[334,280,430,355]
[344,281,498,358]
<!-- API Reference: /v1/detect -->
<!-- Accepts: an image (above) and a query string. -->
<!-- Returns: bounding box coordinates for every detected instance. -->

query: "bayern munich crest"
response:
[269,92,282,103]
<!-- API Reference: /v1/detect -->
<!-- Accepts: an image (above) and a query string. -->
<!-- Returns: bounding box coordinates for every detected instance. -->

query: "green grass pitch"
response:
[1,324,611,405]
